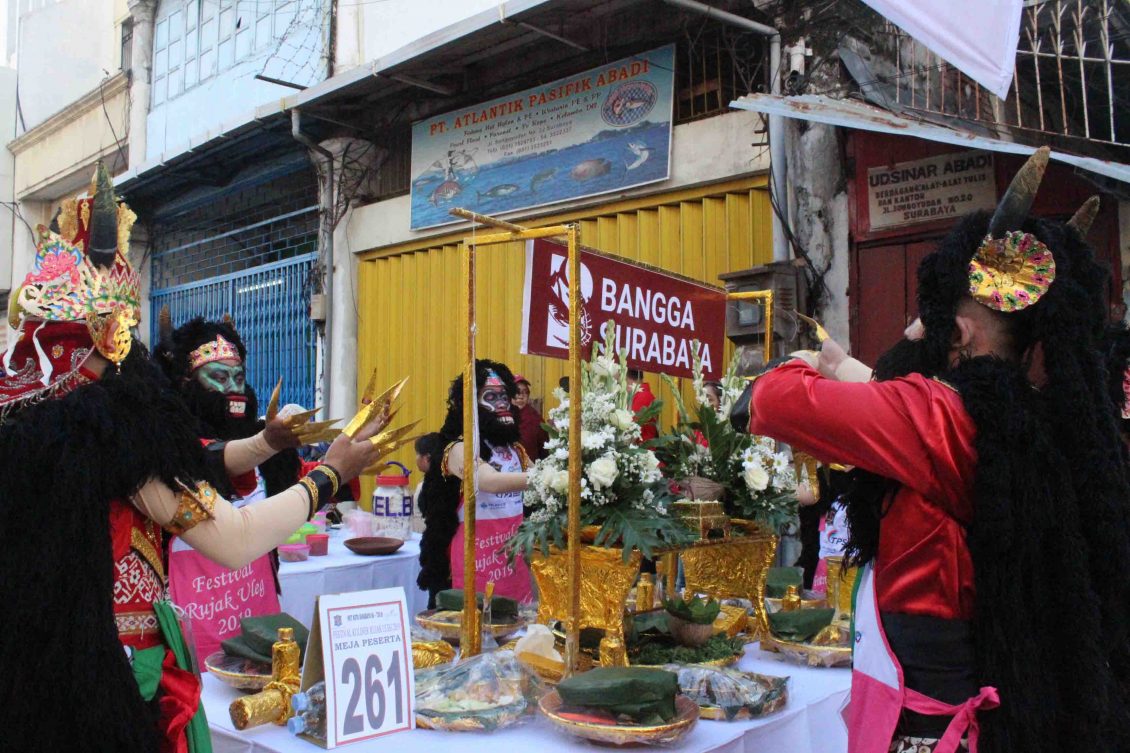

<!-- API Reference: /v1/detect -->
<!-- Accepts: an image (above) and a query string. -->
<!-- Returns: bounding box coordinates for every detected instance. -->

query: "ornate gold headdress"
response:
[8,162,140,364]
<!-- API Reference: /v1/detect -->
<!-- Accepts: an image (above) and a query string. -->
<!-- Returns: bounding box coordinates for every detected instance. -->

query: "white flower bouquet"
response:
[508,324,694,562]
[658,346,798,530]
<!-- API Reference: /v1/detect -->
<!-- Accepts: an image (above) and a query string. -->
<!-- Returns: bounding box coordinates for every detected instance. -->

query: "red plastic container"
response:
[306,533,329,556]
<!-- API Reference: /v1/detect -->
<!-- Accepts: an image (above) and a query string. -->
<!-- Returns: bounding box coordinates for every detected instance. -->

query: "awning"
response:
[729,93,1130,185]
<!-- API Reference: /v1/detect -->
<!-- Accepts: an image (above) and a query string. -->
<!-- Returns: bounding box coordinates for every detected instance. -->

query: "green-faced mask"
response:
[194,362,246,396]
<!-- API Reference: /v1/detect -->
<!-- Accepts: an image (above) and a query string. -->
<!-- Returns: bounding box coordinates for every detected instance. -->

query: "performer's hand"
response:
[263,414,302,451]
[817,338,849,380]
[796,482,818,507]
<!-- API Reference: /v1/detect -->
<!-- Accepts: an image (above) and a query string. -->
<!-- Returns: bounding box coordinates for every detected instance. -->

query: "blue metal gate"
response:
[150,253,319,411]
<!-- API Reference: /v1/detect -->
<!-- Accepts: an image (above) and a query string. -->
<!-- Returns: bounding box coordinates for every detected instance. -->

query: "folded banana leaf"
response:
[557,667,679,724]
[435,589,519,621]
[766,567,805,598]
[767,607,835,642]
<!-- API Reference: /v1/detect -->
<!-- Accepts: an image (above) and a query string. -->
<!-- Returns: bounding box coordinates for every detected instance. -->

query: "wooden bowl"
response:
[343,536,404,556]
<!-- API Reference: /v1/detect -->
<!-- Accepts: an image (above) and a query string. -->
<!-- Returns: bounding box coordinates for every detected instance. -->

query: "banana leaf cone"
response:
[766,566,805,598]
[435,589,518,621]
[556,667,679,724]
[767,607,836,642]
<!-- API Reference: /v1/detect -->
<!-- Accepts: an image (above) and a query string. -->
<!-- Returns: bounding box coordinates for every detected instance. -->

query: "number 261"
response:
[341,651,403,734]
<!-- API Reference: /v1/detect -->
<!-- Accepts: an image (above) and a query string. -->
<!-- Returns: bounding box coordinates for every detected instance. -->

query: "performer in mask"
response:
[0,163,394,753]
[154,316,349,658]
[417,360,531,605]
[745,151,1130,753]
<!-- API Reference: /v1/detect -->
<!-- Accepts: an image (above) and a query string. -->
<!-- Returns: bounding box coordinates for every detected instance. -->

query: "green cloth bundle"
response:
[435,589,519,621]
[221,613,309,664]
[767,607,835,642]
[557,667,679,724]
[766,567,805,598]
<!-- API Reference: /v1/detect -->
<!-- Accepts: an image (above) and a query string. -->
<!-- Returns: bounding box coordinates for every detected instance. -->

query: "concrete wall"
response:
[338,0,523,72]
[0,66,16,295]
[145,0,328,160]
[15,0,127,130]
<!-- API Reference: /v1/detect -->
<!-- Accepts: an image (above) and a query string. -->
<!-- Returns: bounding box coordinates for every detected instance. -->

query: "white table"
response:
[278,529,429,629]
[203,643,850,753]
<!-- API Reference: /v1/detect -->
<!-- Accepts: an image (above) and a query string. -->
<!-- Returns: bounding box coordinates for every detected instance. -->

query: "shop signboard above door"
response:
[865,150,996,232]
[409,45,675,230]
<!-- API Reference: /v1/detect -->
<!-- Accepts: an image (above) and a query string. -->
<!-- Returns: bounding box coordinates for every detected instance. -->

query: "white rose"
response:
[549,469,570,493]
[609,408,635,431]
[744,464,770,492]
[587,455,620,489]
[592,356,620,378]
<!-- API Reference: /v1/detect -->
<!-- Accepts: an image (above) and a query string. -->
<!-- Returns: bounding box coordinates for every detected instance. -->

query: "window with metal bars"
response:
[151,168,319,289]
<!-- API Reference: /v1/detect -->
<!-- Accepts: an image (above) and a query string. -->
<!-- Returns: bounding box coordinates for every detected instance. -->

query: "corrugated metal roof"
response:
[730,93,1130,185]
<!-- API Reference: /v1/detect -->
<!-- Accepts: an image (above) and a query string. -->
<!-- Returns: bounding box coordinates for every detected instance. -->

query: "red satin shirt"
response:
[749,362,977,620]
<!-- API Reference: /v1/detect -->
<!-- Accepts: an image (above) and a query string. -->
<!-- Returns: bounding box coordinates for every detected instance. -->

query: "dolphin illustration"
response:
[625,141,653,171]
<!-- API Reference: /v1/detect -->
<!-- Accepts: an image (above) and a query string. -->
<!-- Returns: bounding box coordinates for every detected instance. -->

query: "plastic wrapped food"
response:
[666,664,789,721]
[414,650,542,731]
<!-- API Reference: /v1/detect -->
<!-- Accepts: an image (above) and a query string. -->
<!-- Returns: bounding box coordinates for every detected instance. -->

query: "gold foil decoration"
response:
[824,555,859,627]
[530,545,641,667]
[57,200,79,241]
[636,573,655,612]
[672,500,731,540]
[229,628,302,730]
[116,203,137,258]
[86,304,137,366]
[412,640,456,669]
[712,604,748,638]
[681,521,778,638]
[781,585,802,612]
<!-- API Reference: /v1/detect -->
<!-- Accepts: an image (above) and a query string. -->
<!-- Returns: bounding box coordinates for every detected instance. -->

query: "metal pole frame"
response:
[726,290,775,365]
[451,209,582,673]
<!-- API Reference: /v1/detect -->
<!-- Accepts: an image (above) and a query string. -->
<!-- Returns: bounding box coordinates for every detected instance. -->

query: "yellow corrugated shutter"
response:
[355,176,772,505]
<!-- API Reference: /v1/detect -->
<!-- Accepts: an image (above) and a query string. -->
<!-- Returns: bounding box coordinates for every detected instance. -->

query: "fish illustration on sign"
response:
[530,168,557,194]
[476,184,520,201]
[570,159,612,181]
[429,180,462,206]
[625,142,653,171]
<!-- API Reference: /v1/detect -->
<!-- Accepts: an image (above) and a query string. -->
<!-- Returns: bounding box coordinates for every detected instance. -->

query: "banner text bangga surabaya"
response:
[410,45,674,230]
[521,239,726,380]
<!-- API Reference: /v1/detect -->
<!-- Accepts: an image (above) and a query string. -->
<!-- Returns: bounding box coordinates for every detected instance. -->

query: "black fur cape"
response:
[0,342,211,753]
[843,213,1130,752]
[417,360,520,597]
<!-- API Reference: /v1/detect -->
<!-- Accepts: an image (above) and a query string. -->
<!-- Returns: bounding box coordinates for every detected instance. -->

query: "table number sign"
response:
[302,588,415,747]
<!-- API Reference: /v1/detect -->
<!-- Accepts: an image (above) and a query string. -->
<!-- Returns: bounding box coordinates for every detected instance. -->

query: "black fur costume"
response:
[842,212,1130,753]
[0,341,211,753]
[417,360,521,599]
[154,317,301,499]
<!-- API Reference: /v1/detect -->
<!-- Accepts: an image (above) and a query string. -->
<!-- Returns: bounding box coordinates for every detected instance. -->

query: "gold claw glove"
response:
[793,311,830,343]
[266,377,343,446]
[343,374,408,438]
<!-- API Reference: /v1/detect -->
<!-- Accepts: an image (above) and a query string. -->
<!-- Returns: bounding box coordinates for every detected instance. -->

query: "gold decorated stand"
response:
[451,210,584,674]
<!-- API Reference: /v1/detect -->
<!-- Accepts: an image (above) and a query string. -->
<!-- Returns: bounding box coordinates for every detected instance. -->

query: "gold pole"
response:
[460,241,482,655]
[564,223,582,677]
[450,207,527,233]
[727,290,775,365]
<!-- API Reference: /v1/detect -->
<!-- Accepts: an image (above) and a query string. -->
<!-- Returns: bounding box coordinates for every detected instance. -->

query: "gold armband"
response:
[164,481,219,535]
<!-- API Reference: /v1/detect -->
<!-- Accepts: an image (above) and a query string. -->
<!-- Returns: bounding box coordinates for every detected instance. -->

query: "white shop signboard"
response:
[866,150,996,231]
[302,588,415,747]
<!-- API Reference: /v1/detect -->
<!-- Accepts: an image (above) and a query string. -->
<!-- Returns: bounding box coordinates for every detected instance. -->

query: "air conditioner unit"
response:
[719,261,808,366]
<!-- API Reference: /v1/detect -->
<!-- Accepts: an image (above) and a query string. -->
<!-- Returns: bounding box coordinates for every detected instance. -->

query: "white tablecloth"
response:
[203,643,850,753]
[278,529,429,629]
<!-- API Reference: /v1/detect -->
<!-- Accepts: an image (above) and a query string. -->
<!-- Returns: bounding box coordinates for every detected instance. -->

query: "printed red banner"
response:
[521,238,726,379]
